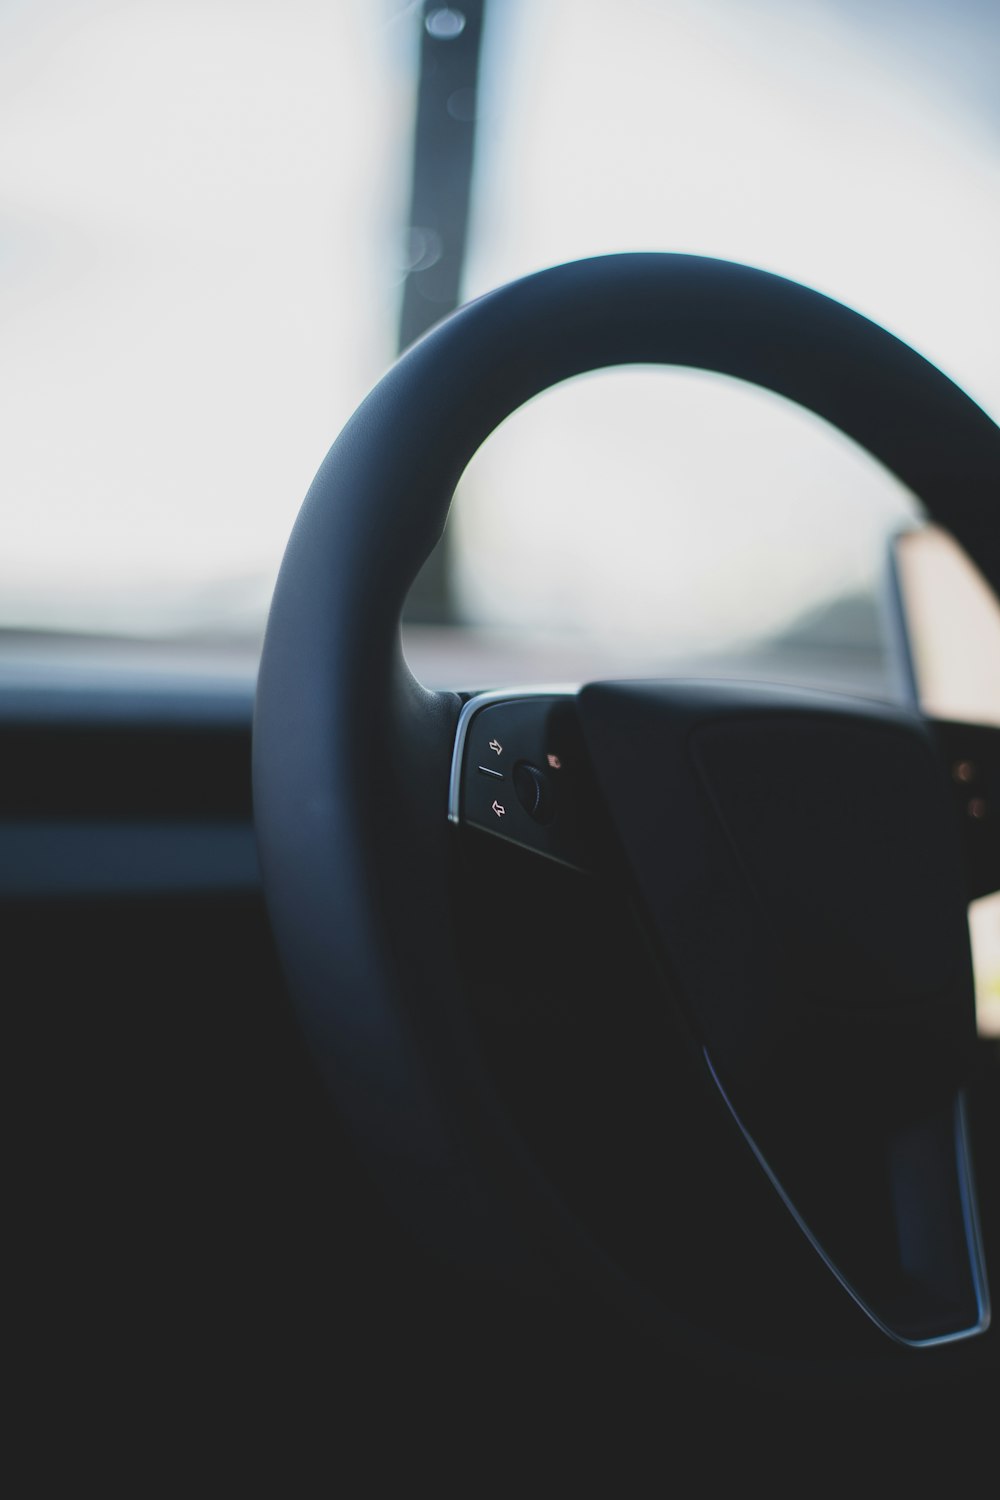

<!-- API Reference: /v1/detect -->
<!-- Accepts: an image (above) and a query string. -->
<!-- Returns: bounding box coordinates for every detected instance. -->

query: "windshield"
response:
[2,0,998,678]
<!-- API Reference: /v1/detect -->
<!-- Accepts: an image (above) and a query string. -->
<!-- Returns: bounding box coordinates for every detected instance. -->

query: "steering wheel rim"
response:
[252,253,1000,1397]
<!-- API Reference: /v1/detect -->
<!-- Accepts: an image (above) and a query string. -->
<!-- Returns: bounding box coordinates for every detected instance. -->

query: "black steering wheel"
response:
[252,254,1000,1404]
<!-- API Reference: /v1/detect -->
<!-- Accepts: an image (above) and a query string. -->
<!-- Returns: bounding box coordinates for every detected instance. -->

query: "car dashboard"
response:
[10,626,1000,1452]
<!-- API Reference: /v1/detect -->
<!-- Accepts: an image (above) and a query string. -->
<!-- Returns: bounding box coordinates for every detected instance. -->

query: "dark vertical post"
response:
[399,1,488,623]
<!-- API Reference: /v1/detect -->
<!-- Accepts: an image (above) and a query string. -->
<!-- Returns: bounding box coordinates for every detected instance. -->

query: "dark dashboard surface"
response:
[8,631,1000,1456]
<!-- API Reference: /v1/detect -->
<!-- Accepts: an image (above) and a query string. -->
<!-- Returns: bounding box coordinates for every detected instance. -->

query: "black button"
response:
[513,762,553,824]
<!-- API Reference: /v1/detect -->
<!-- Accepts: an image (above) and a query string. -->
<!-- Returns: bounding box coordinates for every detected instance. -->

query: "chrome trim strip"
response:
[955,1089,993,1337]
[447,685,578,825]
[705,1049,991,1348]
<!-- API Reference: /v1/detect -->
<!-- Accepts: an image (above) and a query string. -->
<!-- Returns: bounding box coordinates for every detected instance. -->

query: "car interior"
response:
[7,0,1000,1459]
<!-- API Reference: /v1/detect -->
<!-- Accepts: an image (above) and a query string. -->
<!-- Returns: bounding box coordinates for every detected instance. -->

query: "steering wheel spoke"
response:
[449,690,594,871]
[447,679,991,1345]
[575,678,988,1345]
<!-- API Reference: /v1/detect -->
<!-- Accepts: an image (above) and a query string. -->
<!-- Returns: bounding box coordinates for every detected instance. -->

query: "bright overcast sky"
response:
[453,0,1000,657]
[1,0,997,651]
[0,0,414,635]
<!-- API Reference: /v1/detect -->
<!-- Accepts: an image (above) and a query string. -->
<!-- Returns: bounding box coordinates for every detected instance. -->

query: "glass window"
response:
[419,0,999,685]
[2,0,997,684]
[0,0,415,637]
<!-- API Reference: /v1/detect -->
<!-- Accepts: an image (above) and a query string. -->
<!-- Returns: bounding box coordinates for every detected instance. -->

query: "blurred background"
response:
[2,0,997,672]
[2,1,999,1019]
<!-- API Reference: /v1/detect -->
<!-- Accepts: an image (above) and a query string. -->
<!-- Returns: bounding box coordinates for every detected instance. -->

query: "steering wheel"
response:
[252,254,1000,1402]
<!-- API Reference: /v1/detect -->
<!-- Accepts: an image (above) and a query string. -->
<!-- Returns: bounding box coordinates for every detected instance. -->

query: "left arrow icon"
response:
[492,800,506,818]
